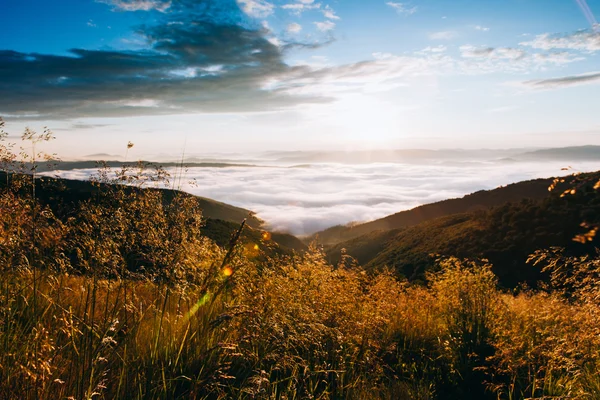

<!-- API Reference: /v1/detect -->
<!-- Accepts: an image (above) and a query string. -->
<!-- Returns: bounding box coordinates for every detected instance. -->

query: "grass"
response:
[2,119,600,399]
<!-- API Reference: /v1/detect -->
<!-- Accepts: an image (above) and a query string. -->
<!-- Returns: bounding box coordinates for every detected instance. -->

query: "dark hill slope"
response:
[0,172,306,254]
[1,171,262,228]
[327,172,600,287]
[312,174,575,245]
[516,146,600,161]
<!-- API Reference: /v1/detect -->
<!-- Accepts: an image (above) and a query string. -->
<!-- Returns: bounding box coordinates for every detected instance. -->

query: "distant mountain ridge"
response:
[0,171,307,254]
[325,171,600,288]
[515,145,600,161]
[309,175,560,245]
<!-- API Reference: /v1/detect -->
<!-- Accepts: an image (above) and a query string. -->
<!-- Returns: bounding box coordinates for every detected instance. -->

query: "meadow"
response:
[2,121,600,399]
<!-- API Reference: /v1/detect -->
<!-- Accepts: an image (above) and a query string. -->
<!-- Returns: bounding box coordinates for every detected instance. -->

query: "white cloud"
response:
[236,0,275,18]
[282,1,321,15]
[518,71,600,90]
[429,31,458,40]
[97,0,171,12]
[458,45,581,74]
[417,45,448,54]
[287,23,302,33]
[386,2,417,15]
[267,52,451,97]
[87,19,97,27]
[460,45,524,60]
[314,20,335,32]
[521,30,600,52]
[323,5,340,20]
[474,25,490,32]
[45,160,600,236]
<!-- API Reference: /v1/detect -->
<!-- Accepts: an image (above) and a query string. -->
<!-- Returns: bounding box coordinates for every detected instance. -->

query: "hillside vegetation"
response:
[3,123,600,399]
[326,171,600,287]
[310,175,563,245]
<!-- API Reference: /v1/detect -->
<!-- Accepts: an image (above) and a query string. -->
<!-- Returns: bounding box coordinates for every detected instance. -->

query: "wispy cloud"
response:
[322,5,340,20]
[385,2,417,15]
[287,23,302,33]
[282,1,321,15]
[519,71,600,90]
[521,30,600,52]
[474,25,490,32]
[457,44,581,74]
[97,0,171,12]
[460,45,524,60]
[0,0,333,120]
[46,160,600,235]
[314,20,335,32]
[429,31,458,40]
[236,0,275,18]
[416,45,448,54]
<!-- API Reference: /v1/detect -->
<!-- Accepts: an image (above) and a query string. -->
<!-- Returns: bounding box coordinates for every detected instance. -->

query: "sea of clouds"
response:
[47,159,600,236]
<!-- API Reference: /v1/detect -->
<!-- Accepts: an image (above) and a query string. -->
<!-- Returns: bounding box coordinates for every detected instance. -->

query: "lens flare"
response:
[574,0,599,31]
[185,292,211,321]
[223,266,233,276]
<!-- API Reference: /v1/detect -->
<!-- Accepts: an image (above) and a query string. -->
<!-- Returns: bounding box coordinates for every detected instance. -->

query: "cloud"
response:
[460,45,525,60]
[521,30,600,52]
[264,51,454,97]
[429,31,458,40]
[385,2,417,15]
[2,4,593,123]
[87,19,97,28]
[287,23,302,33]
[97,0,172,12]
[0,0,333,120]
[458,45,581,73]
[322,5,340,20]
[314,20,335,32]
[236,0,274,18]
[474,25,490,32]
[519,71,600,90]
[281,1,321,15]
[44,159,600,235]
[70,123,113,130]
[416,45,447,54]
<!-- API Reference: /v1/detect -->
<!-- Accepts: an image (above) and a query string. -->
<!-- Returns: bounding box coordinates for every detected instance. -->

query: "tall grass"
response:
[2,119,600,399]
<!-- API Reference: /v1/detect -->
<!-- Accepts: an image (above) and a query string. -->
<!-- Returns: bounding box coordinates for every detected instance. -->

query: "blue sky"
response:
[1,0,600,158]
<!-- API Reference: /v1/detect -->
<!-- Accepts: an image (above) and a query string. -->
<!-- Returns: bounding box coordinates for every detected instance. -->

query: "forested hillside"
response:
[310,174,570,245]
[327,171,600,287]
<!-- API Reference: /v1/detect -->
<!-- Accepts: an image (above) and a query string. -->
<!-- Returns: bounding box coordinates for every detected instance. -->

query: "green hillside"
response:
[327,171,600,287]
[311,173,575,245]
[0,171,306,255]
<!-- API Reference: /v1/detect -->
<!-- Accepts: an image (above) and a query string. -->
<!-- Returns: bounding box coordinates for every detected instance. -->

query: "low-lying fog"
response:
[45,147,600,236]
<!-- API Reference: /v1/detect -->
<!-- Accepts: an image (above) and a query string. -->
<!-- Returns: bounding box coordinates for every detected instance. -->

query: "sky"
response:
[1,0,600,158]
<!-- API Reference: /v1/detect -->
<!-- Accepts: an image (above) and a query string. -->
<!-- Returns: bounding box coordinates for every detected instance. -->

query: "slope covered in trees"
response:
[310,174,565,245]
[327,171,600,287]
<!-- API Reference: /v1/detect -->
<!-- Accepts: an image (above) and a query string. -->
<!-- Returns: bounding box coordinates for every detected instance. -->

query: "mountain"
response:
[14,160,261,172]
[269,149,528,164]
[310,175,561,245]
[515,146,600,161]
[0,171,306,254]
[326,171,600,287]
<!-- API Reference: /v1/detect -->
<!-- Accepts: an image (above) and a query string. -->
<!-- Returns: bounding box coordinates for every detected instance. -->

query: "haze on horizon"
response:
[1,0,600,158]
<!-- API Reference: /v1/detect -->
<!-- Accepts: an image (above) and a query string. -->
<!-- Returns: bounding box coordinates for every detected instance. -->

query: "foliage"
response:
[2,119,600,399]
[327,176,600,287]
